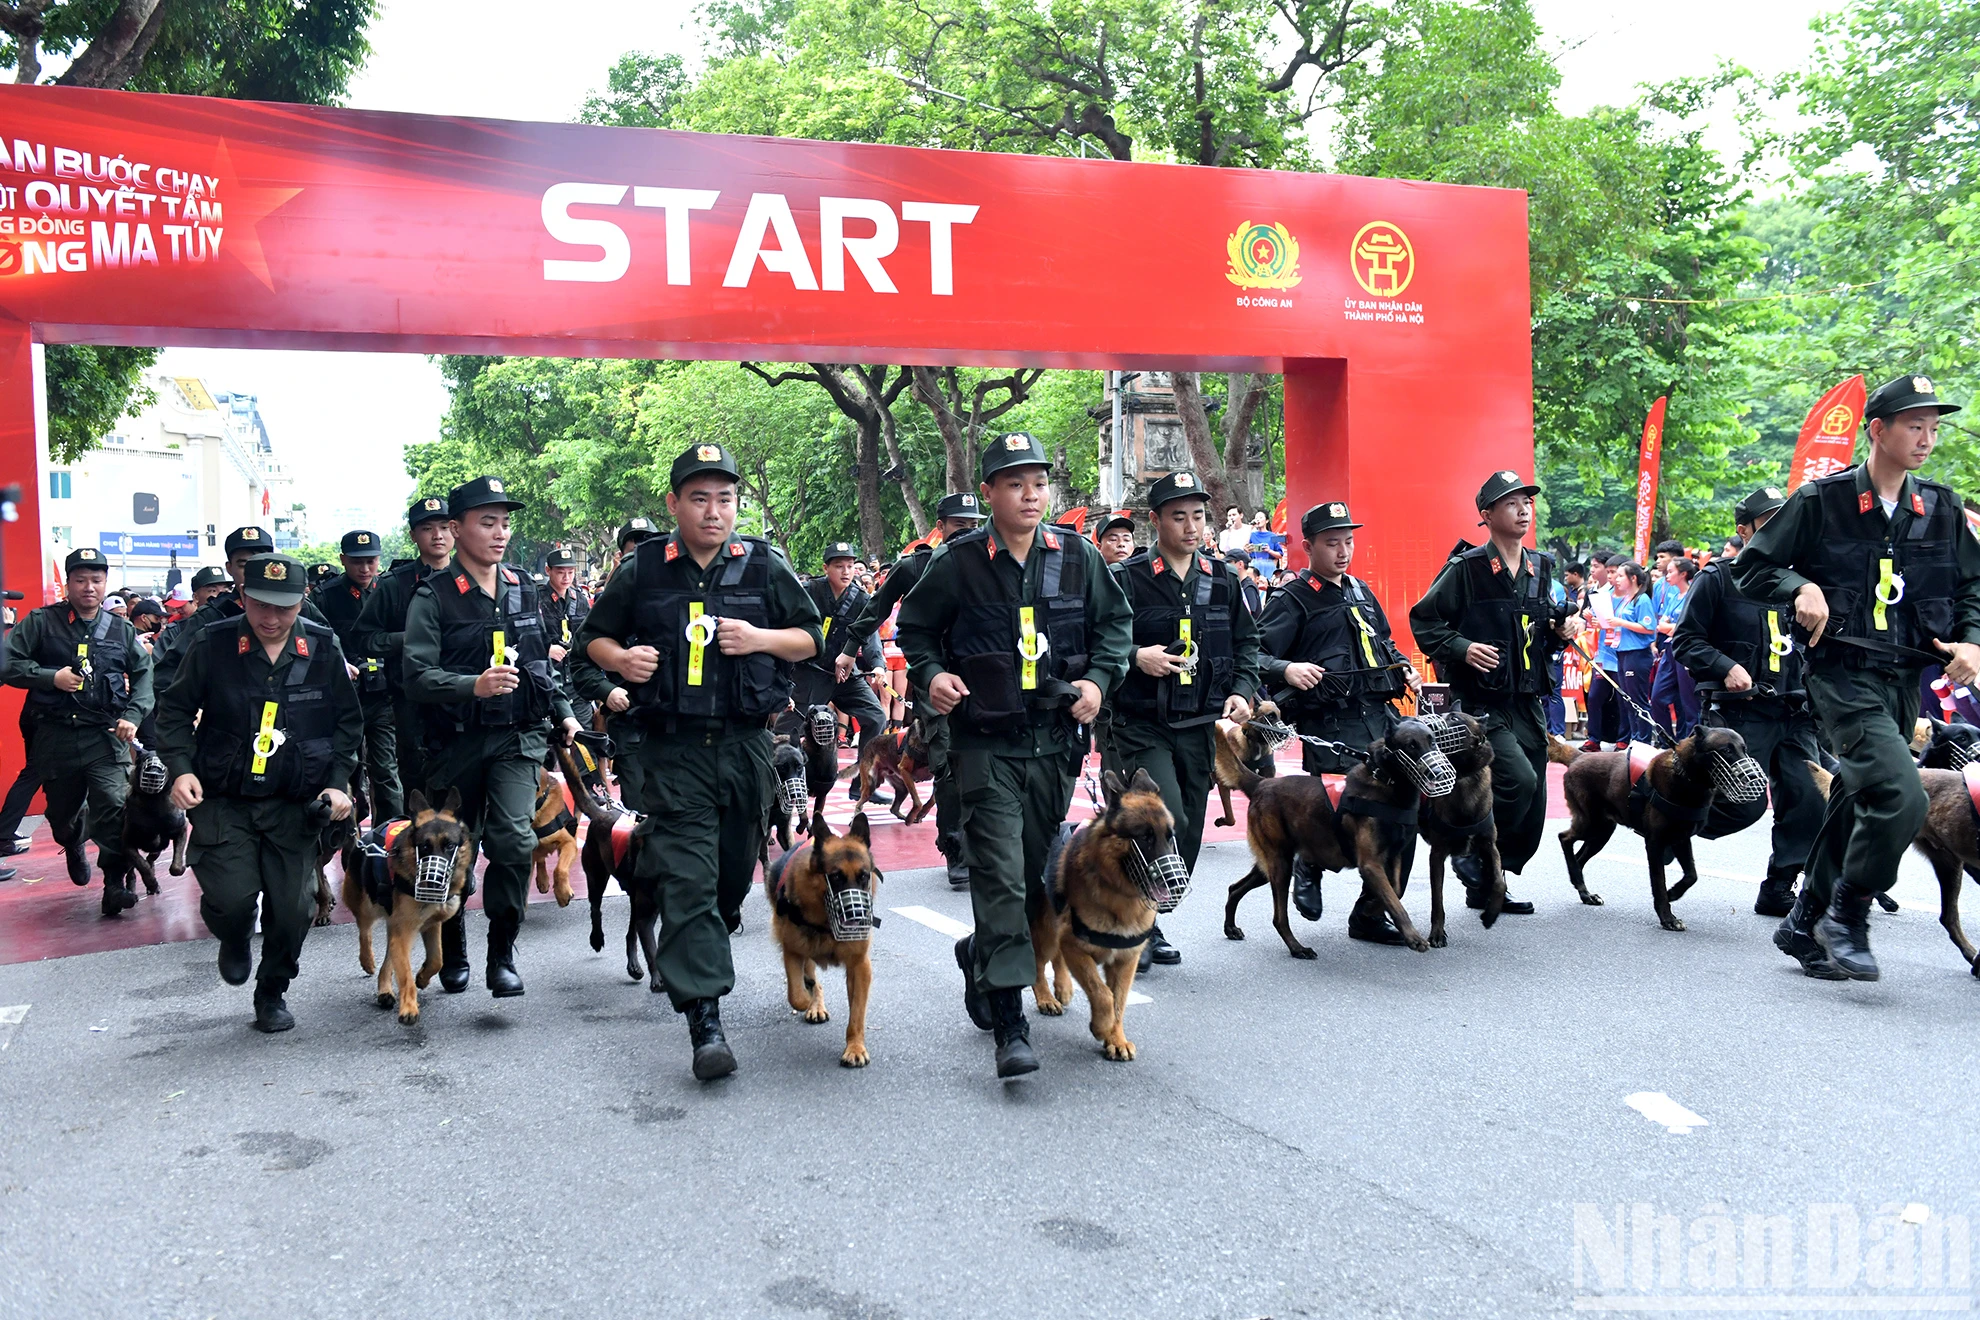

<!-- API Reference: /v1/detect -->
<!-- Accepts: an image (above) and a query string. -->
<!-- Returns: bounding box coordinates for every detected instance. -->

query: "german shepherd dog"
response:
[1211,699,1281,827]
[115,741,186,899]
[765,810,881,1067]
[340,789,473,1025]
[556,746,659,991]
[798,703,841,823]
[528,764,579,908]
[852,710,935,822]
[1557,727,1761,930]
[771,737,809,852]
[1417,711,1504,944]
[1223,719,1449,957]
[1029,769,1182,1062]
[311,771,368,927]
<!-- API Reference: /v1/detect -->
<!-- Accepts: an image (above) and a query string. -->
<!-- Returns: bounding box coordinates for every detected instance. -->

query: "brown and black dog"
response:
[1223,720,1444,957]
[852,712,936,822]
[1029,768,1180,1062]
[529,765,579,908]
[115,741,186,899]
[1557,728,1753,930]
[556,746,657,990]
[340,789,473,1025]
[311,772,368,927]
[798,703,841,824]
[765,810,880,1067]
[1211,699,1282,827]
[1418,711,1504,945]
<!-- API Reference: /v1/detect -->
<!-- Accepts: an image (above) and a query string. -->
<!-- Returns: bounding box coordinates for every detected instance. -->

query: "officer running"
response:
[355,496,455,826]
[896,431,1132,1079]
[156,554,362,1031]
[1259,501,1420,938]
[1409,471,1582,915]
[404,477,583,999]
[313,529,401,820]
[542,545,594,727]
[833,492,986,887]
[1105,471,1259,968]
[2,546,153,912]
[1733,375,1980,981]
[1093,510,1136,567]
[150,526,331,697]
[800,541,889,797]
[1672,486,1824,920]
[577,443,822,1081]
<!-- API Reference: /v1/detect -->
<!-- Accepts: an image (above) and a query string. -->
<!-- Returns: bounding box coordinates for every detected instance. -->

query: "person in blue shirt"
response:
[1581,553,1622,749]
[1649,556,1698,734]
[1609,561,1658,744]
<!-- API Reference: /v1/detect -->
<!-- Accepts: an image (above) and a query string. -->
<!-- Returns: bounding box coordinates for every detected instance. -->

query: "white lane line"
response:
[0,1003,28,1052]
[889,908,1153,1004]
[1625,1091,1707,1134]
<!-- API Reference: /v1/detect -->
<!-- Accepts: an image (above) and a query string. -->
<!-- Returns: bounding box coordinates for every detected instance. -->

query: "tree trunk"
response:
[909,365,1046,496]
[56,0,169,90]
[853,418,886,556]
[1169,371,1244,517]
[910,366,973,493]
[876,398,929,537]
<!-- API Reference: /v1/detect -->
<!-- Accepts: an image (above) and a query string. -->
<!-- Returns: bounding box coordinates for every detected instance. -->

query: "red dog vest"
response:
[610,812,638,870]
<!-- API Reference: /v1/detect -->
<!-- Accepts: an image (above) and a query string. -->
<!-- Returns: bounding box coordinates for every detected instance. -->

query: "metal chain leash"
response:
[1240,717,1369,764]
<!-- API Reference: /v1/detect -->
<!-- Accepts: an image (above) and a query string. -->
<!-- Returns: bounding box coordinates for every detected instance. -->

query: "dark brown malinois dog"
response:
[765,810,881,1067]
[1223,718,1455,958]
[340,789,473,1025]
[1417,711,1504,944]
[1029,768,1184,1062]
[556,745,656,990]
[1211,699,1282,827]
[1557,727,1766,930]
[852,711,936,822]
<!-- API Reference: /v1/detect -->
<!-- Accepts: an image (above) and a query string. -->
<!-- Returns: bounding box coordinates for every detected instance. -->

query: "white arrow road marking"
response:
[890,907,1152,1004]
[1625,1091,1707,1134]
[0,1004,29,1052]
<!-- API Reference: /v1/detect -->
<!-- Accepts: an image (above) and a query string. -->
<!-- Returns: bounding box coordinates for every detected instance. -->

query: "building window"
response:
[47,471,71,499]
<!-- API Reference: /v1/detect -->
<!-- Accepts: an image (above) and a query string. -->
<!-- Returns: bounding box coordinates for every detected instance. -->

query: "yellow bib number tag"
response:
[821,617,833,640]
[1018,606,1039,691]
[561,619,571,646]
[1872,558,1902,631]
[1350,606,1381,668]
[1178,617,1194,686]
[491,629,507,669]
[75,641,92,679]
[1766,611,1788,671]
[251,701,281,775]
[687,602,707,687]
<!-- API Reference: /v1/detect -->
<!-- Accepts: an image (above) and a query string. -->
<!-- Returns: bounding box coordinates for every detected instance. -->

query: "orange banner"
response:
[1788,375,1865,490]
[1632,396,1668,566]
[1271,497,1288,535]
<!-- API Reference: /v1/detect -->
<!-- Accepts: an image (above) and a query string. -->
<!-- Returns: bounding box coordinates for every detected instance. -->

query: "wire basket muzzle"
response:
[780,772,810,813]
[137,756,169,795]
[826,884,875,942]
[1123,839,1192,913]
[414,847,459,904]
[1419,713,1471,756]
[807,708,839,747]
[1398,747,1458,797]
[1710,752,1769,803]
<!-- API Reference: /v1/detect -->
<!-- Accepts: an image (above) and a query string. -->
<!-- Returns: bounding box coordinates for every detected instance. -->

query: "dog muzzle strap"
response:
[1122,840,1191,914]
[1397,747,1458,798]
[1419,713,1471,756]
[137,757,168,795]
[414,847,459,904]
[826,884,875,942]
[780,773,810,813]
[1709,752,1769,804]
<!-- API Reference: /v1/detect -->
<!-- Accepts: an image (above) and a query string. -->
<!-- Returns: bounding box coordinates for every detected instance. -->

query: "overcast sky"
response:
[157,0,1837,533]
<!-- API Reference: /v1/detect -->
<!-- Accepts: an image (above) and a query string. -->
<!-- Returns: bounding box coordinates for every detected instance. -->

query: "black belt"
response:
[1810,634,1945,669]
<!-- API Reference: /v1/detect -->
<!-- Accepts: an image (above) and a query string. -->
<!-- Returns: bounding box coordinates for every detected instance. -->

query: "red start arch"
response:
[0,84,1532,777]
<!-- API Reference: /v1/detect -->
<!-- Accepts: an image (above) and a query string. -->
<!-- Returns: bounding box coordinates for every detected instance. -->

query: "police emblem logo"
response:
[1004,435,1029,451]
[697,445,722,462]
[1175,474,1194,487]
[263,561,288,581]
[1225,220,1302,290]
[961,495,976,507]
[487,478,504,493]
[1329,503,1346,516]
[1914,376,1934,395]
[241,528,259,540]
[423,498,441,511]
[1765,487,1782,499]
[356,533,370,544]
[1498,471,1516,483]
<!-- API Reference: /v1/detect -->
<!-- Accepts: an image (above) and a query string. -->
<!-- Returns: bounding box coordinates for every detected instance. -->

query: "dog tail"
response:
[1546,736,1581,767]
[555,743,620,827]
[1216,722,1265,796]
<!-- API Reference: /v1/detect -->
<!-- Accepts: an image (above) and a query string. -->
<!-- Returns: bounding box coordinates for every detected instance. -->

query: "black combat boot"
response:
[1814,884,1880,981]
[1347,894,1406,944]
[252,980,295,1033]
[989,989,1037,1078]
[63,844,90,887]
[217,933,253,986]
[438,912,470,993]
[1291,857,1323,921]
[1772,889,1846,979]
[955,935,991,1030]
[1147,924,1179,966]
[1457,853,1533,914]
[942,833,969,890]
[485,914,524,997]
[98,857,137,916]
[685,998,736,1080]
[1754,867,1799,918]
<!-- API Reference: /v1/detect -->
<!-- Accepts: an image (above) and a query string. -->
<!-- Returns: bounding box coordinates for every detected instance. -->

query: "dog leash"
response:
[1567,640,1676,749]
[1239,717,1369,764]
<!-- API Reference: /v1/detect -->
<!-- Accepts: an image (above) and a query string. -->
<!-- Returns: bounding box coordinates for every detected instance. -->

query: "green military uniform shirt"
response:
[1115,550,1263,720]
[402,561,578,751]
[3,604,155,739]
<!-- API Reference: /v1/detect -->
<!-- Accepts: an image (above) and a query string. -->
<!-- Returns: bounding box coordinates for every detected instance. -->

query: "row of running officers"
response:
[9,371,1974,1067]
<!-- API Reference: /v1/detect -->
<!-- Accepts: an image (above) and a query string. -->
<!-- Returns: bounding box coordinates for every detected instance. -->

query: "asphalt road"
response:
[2,815,1976,1319]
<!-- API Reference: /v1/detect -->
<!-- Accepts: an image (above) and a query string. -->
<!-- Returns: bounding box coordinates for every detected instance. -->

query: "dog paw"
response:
[626,964,643,982]
[398,1009,419,1025]
[589,932,604,952]
[1428,931,1448,948]
[1224,925,1245,941]
[804,1005,830,1024]
[1290,944,1318,960]
[1661,915,1687,932]
[414,970,435,989]
[554,887,572,908]
[143,878,160,895]
[1035,996,1064,1016]
[840,1045,870,1068]
[1580,892,1605,906]
[650,977,667,994]
[1407,935,1431,952]
[359,956,376,976]
[374,992,394,1009]
[169,864,186,876]
[1103,1039,1137,1062]
[1213,815,1234,828]
[312,913,333,928]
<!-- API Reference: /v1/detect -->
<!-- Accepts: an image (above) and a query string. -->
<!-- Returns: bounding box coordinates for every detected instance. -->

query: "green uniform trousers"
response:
[955,748,1078,994]
[423,735,540,927]
[1101,717,1216,871]
[390,698,426,819]
[633,730,774,1011]
[360,695,402,822]
[609,717,646,809]
[1473,698,1549,874]
[187,796,318,990]
[921,712,962,861]
[1698,702,1823,872]
[1293,700,1398,776]
[31,722,128,866]
[1801,666,1928,904]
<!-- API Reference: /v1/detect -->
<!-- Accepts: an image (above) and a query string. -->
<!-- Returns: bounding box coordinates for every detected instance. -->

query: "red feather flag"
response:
[1788,375,1865,490]
[1632,396,1668,566]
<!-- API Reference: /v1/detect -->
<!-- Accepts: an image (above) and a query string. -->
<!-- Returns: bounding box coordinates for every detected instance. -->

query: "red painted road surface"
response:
[0,751,1571,966]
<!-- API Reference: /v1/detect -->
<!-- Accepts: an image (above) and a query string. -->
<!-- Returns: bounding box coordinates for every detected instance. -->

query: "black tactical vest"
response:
[1797,472,1963,665]
[422,564,556,738]
[1452,546,1555,699]
[542,585,590,653]
[626,534,791,723]
[1692,561,1804,696]
[316,574,387,695]
[24,607,129,721]
[1114,550,1235,723]
[189,618,340,800]
[806,578,871,672]
[1270,571,1407,711]
[942,527,1089,736]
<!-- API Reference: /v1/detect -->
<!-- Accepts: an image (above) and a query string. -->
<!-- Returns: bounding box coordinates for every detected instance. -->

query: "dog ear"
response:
[443,786,462,816]
[848,811,872,847]
[1127,767,1161,798]
[810,808,834,841]
[1100,769,1127,809]
[407,789,429,816]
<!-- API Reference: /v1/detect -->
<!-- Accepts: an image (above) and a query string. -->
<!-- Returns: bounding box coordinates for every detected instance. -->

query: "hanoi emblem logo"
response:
[1350,221,1414,297]
[1225,221,1301,290]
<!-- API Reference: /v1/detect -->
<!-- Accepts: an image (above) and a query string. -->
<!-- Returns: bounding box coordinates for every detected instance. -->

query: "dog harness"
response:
[356,818,412,907]
[763,845,836,940]
[533,803,578,842]
[1625,742,1710,827]
[610,810,639,870]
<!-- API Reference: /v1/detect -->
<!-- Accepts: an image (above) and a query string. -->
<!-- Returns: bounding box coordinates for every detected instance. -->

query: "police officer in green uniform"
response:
[1106,471,1259,967]
[1409,471,1582,915]
[355,496,455,821]
[404,478,583,999]
[800,541,888,792]
[313,529,400,819]
[1093,510,1137,567]
[306,563,337,598]
[896,432,1133,1078]
[1673,485,1824,918]
[157,554,363,1031]
[1259,501,1420,937]
[1734,375,1980,981]
[834,492,985,886]
[578,442,821,1080]
[542,545,594,727]
[2,546,153,911]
